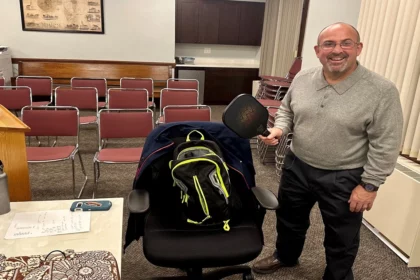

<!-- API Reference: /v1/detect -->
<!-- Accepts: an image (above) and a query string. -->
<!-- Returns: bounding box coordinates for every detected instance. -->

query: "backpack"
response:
[169,130,239,231]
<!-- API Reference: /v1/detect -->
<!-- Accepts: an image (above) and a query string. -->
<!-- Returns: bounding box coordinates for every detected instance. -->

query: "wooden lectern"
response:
[0,105,31,201]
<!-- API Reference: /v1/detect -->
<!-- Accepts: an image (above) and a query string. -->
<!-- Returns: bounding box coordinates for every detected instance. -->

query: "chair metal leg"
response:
[77,151,88,198]
[52,136,58,147]
[256,138,263,156]
[259,144,269,164]
[101,139,108,149]
[71,151,88,198]
[72,156,76,198]
[97,161,101,180]
[93,161,97,198]
[93,161,100,199]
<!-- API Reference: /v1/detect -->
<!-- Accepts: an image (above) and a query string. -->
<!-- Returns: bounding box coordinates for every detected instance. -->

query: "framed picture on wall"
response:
[19,0,104,34]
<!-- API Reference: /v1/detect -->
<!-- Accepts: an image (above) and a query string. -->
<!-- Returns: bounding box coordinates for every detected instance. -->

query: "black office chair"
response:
[126,122,279,280]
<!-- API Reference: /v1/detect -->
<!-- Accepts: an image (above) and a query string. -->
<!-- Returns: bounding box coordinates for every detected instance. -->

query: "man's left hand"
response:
[348,185,377,212]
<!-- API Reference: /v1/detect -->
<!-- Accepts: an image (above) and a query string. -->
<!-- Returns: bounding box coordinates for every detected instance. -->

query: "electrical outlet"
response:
[204,48,211,54]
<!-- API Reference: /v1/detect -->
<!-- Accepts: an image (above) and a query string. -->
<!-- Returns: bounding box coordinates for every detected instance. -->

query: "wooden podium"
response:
[0,105,31,201]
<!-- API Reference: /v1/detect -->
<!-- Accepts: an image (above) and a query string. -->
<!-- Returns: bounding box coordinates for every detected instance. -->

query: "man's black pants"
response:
[276,151,364,280]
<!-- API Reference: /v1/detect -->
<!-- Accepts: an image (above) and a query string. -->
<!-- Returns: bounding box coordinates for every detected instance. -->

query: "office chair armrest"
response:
[251,187,279,210]
[128,189,150,213]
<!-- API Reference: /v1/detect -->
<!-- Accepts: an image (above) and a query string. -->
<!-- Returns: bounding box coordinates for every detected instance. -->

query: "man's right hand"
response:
[258,128,283,145]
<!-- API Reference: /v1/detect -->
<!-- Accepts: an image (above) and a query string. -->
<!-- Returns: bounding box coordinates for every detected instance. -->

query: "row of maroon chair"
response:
[1,76,211,198]
[0,76,211,125]
[21,105,154,198]
[2,76,200,108]
[0,75,209,127]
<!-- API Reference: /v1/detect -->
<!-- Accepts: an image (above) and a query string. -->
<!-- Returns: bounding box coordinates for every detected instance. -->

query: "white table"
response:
[0,198,124,274]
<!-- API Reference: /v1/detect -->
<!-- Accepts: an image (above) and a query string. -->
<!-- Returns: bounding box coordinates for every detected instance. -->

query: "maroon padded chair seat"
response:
[260,75,292,82]
[97,147,143,163]
[32,101,50,106]
[27,146,76,161]
[258,99,282,107]
[80,115,97,124]
[263,80,292,87]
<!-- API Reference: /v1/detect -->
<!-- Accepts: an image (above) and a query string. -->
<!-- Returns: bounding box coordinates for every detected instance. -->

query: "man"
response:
[252,22,403,280]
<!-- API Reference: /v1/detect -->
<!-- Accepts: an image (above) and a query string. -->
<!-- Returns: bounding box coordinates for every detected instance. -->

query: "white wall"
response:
[301,0,362,70]
[0,0,175,63]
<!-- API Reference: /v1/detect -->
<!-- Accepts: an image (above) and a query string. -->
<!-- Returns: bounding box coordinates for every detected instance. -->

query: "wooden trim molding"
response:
[11,57,175,67]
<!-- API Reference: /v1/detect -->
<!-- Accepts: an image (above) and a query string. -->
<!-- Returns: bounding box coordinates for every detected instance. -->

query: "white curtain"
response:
[259,0,304,76]
[358,0,420,160]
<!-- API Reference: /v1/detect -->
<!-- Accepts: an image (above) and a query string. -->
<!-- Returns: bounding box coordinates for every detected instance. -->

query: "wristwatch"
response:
[360,181,379,192]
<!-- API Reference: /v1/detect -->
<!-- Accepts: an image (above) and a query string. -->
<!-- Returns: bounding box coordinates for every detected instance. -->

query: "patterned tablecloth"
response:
[0,250,120,280]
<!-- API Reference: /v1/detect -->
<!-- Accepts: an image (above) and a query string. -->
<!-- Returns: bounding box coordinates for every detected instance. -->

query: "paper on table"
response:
[4,210,91,239]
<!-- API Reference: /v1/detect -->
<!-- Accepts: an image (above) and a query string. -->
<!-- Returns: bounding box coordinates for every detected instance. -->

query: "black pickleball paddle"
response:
[222,94,270,139]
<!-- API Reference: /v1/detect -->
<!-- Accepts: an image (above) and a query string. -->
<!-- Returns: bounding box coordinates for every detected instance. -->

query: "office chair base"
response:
[147,265,254,280]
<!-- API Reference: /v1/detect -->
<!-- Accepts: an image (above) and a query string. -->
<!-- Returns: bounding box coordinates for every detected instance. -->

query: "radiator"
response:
[363,156,420,267]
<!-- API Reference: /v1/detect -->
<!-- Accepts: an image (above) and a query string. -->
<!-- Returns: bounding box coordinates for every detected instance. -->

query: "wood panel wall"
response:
[12,58,175,98]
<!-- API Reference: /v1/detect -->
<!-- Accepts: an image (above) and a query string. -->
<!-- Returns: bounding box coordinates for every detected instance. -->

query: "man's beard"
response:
[326,56,349,73]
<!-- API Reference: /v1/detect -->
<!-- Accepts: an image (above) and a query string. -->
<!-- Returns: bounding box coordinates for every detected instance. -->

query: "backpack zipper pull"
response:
[223,220,230,231]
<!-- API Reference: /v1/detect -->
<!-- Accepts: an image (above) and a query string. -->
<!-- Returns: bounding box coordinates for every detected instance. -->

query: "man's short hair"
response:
[317,22,361,44]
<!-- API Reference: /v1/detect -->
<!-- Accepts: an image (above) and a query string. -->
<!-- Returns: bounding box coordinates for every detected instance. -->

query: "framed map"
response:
[20,0,104,34]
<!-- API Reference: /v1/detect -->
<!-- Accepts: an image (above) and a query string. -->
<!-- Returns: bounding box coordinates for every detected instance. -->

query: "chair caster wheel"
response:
[243,272,255,280]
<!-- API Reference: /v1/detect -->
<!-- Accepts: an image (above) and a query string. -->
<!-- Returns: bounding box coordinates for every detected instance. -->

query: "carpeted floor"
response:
[27,106,420,279]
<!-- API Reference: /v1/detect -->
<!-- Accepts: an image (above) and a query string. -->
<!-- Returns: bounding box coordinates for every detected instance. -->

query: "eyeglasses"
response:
[319,40,359,50]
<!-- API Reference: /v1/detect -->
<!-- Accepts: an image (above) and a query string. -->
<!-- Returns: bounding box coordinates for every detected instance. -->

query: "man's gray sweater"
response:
[274,64,403,187]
